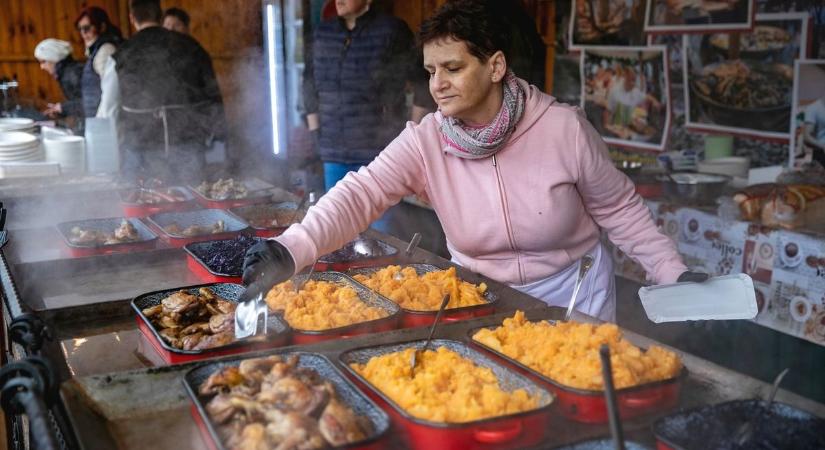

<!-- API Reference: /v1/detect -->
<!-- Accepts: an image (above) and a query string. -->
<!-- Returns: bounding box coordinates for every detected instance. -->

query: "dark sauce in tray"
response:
[655,400,825,450]
[189,235,260,275]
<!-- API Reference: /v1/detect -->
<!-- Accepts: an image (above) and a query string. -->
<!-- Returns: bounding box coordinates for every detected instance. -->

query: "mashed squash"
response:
[350,346,538,423]
[472,311,682,390]
[265,279,388,331]
[352,265,487,311]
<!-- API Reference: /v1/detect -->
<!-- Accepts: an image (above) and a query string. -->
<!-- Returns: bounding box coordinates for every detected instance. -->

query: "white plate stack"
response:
[0,131,43,163]
[44,135,86,175]
[0,117,37,134]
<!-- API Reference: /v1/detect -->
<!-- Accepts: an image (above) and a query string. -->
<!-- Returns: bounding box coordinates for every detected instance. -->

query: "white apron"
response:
[455,242,616,322]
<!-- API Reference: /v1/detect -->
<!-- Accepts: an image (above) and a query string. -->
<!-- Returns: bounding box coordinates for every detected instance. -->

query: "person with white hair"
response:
[34,39,84,118]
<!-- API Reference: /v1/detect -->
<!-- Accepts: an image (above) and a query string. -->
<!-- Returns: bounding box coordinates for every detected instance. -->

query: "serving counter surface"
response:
[2,181,824,450]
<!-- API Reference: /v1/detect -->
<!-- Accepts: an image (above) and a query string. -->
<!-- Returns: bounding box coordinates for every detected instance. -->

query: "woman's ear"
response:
[489,50,507,83]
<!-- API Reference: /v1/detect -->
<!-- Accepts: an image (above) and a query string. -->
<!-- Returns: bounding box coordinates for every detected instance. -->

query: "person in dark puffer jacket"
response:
[34,39,84,118]
[303,0,433,191]
[74,6,123,117]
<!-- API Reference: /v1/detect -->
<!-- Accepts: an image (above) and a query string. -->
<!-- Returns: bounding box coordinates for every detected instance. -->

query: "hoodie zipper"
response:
[492,154,525,285]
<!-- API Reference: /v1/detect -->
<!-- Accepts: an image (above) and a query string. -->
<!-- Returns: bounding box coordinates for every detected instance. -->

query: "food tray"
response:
[349,263,498,328]
[118,186,197,217]
[227,201,301,237]
[188,178,276,209]
[315,236,399,271]
[340,339,554,450]
[55,217,158,257]
[183,352,391,450]
[146,209,249,247]
[131,283,289,365]
[279,271,401,345]
[468,321,684,424]
[183,236,261,283]
[653,399,825,450]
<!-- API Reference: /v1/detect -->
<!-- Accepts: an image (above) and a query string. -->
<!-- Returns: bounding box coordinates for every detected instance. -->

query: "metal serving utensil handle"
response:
[293,259,317,292]
[405,232,422,257]
[423,293,451,353]
[565,255,594,321]
[765,367,790,406]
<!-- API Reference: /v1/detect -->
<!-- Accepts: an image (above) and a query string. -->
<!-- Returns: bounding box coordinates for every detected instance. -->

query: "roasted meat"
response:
[164,220,226,237]
[147,288,239,351]
[196,178,249,200]
[200,355,370,450]
[68,220,141,246]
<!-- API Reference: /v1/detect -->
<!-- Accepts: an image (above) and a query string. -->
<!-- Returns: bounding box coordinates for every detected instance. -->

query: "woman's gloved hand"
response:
[242,240,296,287]
[677,271,709,283]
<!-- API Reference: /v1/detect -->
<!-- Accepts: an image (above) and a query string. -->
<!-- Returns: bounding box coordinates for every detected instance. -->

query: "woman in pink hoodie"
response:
[243,0,702,320]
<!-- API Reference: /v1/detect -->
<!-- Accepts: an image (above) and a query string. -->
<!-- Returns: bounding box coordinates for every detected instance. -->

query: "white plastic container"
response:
[84,117,119,173]
[638,273,758,323]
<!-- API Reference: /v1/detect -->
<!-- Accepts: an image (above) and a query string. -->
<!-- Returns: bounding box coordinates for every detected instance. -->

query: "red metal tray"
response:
[278,271,401,345]
[56,217,158,257]
[349,264,498,328]
[131,282,289,365]
[118,186,197,217]
[468,322,684,424]
[315,236,399,271]
[188,178,276,209]
[227,201,301,237]
[146,209,250,248]
[340,339,555,450]
[183,352,391,450]
[182,235,260,284]
[652,399,825,450]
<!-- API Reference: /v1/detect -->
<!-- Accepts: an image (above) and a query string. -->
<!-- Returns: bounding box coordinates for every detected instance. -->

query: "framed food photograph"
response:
[644,0,755,34]
[790,60,825,168]
[683,12,809,140]
[569,0,648,49]
[581,46,671,151]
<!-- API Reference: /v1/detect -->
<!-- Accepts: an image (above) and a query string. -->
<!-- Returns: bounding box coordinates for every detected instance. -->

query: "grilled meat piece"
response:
[142,304,163,318]
[200,367,246,396]
[181,332,205,350]
[68,227,107,245]
[162,291,201,315]
[239,356,282,380]
[181,322,211,335]
[113,220,139,241]
[235,423,268,450]
[193,331,235,351]
[318,398,369,446]
[206,393,238,424]
[209,313,234,334]
[264,410,327,450]
[158,328,182,348]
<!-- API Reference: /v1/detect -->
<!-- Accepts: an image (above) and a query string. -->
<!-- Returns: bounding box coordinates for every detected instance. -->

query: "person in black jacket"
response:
[303,0,433,191]
[34,39,84,118]
[101,0,225,183]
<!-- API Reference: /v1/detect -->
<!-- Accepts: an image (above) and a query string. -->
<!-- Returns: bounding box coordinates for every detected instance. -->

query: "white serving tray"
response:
[639,273,758,323]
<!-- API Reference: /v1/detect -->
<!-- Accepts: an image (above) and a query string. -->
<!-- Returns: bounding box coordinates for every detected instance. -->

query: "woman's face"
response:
[423,38,506,125]
[38,60,57,77]
[77,15,99,47]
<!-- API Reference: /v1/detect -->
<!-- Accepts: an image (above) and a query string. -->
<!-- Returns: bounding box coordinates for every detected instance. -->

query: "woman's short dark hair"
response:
[163,7,190,27]
[418,0,508,62]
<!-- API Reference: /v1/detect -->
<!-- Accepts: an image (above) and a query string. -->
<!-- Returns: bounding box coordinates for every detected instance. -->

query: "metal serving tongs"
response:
[234,277,270,340]
[410,293,451,377]
[564,254,594,321]
[734,367,790,445]
[600,344,626,450]
[0,202,8,250]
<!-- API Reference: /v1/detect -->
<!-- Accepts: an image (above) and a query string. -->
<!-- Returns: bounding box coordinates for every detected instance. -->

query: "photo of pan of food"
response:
[569,0,647,49]
[683,12,809,139]
[644,0,754,33]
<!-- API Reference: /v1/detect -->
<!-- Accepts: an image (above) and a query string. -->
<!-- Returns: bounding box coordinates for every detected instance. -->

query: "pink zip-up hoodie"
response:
[276,80,687,286]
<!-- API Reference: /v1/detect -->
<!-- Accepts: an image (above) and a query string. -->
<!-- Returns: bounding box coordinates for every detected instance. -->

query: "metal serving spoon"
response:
[734,367,790,445]
[409,293,451,376]
[565,255,594,321]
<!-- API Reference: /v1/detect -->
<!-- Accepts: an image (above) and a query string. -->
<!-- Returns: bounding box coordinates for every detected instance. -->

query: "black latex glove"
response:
[677,271,710,283]
[242,240,296,287]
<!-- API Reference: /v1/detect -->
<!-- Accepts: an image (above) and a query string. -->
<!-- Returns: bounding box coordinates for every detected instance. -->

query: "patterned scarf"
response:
[440,70,526,160]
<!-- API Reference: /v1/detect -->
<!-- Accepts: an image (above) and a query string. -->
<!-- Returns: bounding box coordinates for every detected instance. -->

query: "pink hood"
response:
[277,80,686,285]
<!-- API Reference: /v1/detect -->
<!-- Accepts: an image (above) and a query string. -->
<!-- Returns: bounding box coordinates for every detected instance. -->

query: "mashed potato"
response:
[352,265,487,311]
[472,311,682,390]
[265,279,388,331]
[350,346,538,423]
